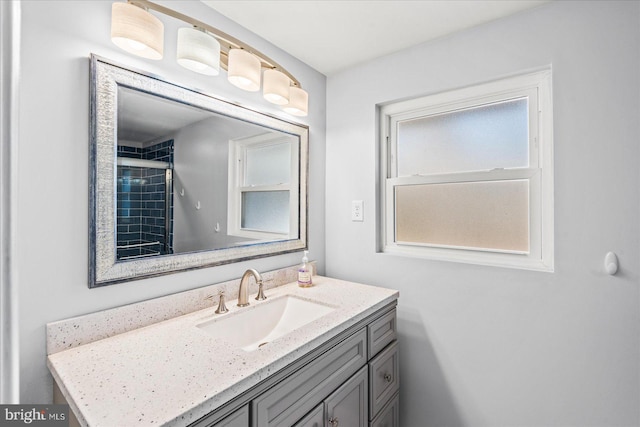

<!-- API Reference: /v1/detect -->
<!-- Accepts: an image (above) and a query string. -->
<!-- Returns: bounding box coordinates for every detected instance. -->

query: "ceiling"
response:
[202,0,550,76]
[117,86,211,145]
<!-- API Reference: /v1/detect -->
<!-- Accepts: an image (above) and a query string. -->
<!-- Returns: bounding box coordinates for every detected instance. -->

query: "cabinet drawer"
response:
[367,309,396,359]
[369,341,399,419]
[293,403,323,427]
[252,328,367,427]
[370,392,399,427]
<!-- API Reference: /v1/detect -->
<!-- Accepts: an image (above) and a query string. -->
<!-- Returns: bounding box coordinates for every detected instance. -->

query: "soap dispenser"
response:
[297,250,312,287]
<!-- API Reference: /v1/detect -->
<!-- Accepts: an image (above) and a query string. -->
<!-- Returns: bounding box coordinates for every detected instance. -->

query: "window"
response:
[228,133,299,240]
[379,70,553,271]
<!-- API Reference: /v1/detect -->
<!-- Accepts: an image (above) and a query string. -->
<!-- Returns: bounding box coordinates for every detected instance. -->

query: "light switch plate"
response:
[352,200,364,221]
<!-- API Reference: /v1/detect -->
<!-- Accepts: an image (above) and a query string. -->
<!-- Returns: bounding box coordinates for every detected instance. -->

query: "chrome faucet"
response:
[237,268,266,307]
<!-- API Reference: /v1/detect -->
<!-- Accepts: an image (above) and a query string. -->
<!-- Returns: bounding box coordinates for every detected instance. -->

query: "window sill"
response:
[380,244,554,272]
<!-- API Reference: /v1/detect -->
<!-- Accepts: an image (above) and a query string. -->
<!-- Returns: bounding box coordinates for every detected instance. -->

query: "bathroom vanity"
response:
[47,269,399,426]
[204,297,398,427]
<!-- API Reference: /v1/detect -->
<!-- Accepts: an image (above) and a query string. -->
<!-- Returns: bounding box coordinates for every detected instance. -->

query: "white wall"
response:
[326,2,639,426]
[17,0,325,403]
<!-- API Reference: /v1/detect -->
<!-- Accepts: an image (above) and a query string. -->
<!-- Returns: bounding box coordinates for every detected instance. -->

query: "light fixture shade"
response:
[111,2,164,60]
[227,49,261,92]
[177,27,220,76]
[263,69,290,105]
[283,87,308,116]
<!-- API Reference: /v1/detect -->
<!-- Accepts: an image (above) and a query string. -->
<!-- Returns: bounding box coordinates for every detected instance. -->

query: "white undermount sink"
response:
[196,295,335,352]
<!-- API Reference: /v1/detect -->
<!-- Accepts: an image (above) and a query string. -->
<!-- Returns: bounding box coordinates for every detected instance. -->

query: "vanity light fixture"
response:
[111,2,164,60]
[110,0,309,117]
[227,48,261,91]
[176,27,220,76]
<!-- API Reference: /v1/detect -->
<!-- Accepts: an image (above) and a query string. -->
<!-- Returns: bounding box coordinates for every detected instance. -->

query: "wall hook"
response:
[180,188,184,197]
[214,222,220,232]
[604,252,618,275]
[196,201,201,210]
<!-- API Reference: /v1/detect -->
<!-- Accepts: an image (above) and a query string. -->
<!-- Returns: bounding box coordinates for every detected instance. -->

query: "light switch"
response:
[352,200,364,221]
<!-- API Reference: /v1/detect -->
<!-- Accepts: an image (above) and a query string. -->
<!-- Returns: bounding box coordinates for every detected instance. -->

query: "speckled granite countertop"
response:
[47,276,398,427]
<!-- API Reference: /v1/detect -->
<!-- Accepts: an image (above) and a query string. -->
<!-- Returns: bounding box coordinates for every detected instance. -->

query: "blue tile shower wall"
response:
[116,140,174,260]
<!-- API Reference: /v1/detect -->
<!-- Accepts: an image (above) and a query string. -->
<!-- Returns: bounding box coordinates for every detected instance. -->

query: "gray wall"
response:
[326,2,639,426]
[16,0,326,403]
[171,116,255,253]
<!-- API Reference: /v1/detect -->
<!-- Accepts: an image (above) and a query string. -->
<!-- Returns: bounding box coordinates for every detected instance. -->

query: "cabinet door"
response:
[325,366,368,427]
[212,405,249,427]
[293,403,324,427]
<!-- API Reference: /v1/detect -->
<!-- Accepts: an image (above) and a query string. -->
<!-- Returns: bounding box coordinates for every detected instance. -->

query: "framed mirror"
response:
[89,55,308,287]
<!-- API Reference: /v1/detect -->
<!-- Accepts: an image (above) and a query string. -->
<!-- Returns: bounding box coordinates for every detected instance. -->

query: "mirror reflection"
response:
[90,55,308,287]
[115,87,299,260]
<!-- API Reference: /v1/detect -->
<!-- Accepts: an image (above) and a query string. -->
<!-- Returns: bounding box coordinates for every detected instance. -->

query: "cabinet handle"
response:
[384,373,393,382]
[328,417,339,426]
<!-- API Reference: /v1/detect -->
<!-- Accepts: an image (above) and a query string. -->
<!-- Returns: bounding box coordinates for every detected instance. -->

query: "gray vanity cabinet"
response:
[191,304,398,427]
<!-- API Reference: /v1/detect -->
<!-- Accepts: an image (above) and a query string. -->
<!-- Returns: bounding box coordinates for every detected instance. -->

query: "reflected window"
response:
[228,133,299,240]
[241,191,290,233]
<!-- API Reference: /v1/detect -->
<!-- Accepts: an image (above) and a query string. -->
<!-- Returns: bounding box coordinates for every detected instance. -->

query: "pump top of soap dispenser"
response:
[302,250,309,262]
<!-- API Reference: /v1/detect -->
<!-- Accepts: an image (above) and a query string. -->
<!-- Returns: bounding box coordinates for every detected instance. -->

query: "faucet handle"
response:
[215,291,229,314]
[255,280,267,301]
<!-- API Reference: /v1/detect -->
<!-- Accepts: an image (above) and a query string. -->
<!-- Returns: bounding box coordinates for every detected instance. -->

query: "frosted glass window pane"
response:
[242,191,289,233]
[245,142,291,186]
[395,180,529,252]
[397,98,529,176]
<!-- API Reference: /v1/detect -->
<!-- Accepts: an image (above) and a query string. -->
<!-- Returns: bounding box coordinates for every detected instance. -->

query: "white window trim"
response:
[379,69,554,271]
[227,133,299,241]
